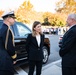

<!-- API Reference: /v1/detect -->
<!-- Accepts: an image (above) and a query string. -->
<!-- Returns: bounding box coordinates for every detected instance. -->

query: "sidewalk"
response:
[41,59,62,75]
[15,59,62,75]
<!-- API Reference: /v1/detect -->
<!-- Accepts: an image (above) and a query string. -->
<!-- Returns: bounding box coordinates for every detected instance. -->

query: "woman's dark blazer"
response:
[0,24,16,73]
[25,34,44,60]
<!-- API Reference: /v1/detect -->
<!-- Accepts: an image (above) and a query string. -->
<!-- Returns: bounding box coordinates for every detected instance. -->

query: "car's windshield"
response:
[16,22,31,36]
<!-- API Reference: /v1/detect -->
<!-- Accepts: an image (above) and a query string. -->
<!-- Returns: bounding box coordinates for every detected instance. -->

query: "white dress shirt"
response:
[36,35,41,47]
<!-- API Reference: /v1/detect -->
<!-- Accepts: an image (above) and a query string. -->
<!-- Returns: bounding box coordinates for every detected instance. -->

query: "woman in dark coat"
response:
[25,21,44,75]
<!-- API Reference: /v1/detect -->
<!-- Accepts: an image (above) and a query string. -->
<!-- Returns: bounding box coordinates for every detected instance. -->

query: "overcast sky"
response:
[0,0,60,13]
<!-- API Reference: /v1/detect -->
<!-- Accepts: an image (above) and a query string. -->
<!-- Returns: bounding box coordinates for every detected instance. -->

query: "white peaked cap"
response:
[2,11,15,19]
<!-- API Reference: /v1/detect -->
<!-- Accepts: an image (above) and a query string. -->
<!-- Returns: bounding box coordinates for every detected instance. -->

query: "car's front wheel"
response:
[42,46,49,64]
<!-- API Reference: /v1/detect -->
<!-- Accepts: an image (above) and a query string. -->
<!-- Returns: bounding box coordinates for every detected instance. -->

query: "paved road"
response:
[43,34,61,66]
[15,34,61,75]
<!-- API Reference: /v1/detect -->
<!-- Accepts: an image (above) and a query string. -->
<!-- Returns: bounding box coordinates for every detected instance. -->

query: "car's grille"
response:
[15,45,28,61]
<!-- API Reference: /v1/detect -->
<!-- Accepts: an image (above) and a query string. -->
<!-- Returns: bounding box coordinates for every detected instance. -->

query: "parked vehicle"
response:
[59,35,63,48]
[0,19,50,66]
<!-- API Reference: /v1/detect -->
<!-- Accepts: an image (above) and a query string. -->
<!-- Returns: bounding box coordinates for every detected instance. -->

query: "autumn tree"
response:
[16,0,44,24]
[51,13,67,27]
[0,10,4,17]
[15,0,34,24]
[56,0,76,14]
[15,0,67,27]
[42,12,66,26]
[42,12,52,25]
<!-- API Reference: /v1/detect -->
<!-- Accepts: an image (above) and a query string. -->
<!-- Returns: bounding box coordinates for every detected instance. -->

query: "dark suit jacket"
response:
[25,34,44,60]
[0,23,16,73]
[59,25,76,67]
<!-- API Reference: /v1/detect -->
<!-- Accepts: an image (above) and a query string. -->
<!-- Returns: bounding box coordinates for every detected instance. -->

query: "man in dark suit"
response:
[59,14,76,75]
[0,11,17,75]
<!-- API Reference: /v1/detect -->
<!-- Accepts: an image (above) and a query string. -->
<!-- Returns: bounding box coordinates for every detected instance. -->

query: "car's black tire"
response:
[42,46,49,64]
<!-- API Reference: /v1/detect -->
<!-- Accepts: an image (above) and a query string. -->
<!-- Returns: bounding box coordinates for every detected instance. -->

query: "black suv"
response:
[0,20,50,66]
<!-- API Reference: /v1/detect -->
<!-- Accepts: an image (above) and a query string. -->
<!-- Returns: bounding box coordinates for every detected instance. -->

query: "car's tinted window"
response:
[16,23,31,36]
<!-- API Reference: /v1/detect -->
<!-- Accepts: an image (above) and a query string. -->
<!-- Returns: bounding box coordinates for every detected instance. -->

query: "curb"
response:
[42,59,61,71]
